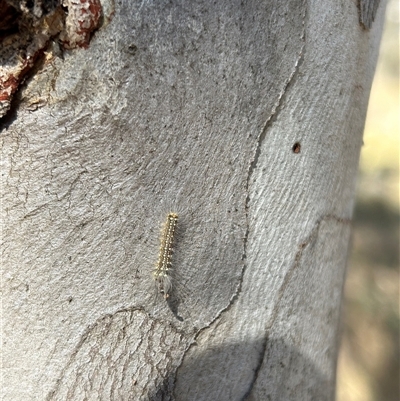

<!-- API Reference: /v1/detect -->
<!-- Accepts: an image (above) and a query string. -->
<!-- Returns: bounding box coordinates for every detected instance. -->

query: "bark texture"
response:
[1,0,386,400]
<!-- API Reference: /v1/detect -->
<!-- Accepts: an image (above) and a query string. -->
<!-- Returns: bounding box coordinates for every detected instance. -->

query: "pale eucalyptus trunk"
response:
[1,0,385,400]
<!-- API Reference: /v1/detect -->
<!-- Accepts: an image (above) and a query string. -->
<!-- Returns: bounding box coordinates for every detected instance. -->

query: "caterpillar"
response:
[153,212,178,299]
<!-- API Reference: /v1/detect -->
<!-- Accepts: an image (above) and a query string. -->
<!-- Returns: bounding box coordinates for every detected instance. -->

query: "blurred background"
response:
[336,1,399,401]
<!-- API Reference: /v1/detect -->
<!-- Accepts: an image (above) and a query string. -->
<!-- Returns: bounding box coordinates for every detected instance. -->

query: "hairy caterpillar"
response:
[153,212,178,299]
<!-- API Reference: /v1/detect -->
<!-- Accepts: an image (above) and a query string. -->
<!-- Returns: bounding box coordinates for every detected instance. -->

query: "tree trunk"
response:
[1,0,385,400]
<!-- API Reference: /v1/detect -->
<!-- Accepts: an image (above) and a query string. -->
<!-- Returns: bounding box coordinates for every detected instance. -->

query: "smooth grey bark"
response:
[1,0,386,400]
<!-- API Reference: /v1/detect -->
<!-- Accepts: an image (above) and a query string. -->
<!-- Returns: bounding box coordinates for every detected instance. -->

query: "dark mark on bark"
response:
[292,142,301,153]
[357,0,381,30]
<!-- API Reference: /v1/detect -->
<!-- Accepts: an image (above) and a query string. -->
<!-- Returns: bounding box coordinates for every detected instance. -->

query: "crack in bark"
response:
[173,3,309,398]
[220,0,308,319]
[241,0,307,301]
[239,6,308,397]
[241,214,351,400]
